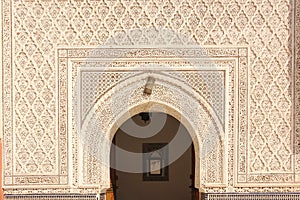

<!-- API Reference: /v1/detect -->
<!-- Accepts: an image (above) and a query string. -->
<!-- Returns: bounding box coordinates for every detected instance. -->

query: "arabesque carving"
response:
[1,0,300,195]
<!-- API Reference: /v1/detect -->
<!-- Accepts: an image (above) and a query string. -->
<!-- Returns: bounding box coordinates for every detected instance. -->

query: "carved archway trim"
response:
[82,72,225,139]
[80,72,226,190]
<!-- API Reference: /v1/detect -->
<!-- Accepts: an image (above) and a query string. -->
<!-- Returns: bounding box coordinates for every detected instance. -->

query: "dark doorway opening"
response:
[109,113,199,200]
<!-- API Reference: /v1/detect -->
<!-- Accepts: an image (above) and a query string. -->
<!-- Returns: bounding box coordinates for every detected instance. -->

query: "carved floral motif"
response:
[1,0,299,194]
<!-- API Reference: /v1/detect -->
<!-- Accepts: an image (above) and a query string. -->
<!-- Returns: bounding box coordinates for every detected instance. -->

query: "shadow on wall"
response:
[110,113,196,200]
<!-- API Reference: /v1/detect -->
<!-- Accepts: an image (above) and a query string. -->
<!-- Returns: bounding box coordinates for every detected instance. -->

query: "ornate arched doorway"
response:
[79,72,226,193]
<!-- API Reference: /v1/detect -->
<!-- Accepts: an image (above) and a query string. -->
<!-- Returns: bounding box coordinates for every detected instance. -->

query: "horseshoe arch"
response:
[79,72,226,192]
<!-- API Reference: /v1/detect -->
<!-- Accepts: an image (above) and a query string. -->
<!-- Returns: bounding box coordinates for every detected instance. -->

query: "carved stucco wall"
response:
[75,51,231,189]
[1,0,300,194]
[65,46,237,193]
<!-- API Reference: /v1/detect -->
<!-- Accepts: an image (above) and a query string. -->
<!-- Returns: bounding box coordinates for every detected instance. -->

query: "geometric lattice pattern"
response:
[172,71,225,122]
[207,193,300,200]
[4,194,98,200]
[2,0,300,195]
[80,70,225,125]
[81,71,135,119]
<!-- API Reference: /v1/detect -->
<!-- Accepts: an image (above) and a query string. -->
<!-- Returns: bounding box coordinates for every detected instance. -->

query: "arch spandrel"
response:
[80,72,226,191]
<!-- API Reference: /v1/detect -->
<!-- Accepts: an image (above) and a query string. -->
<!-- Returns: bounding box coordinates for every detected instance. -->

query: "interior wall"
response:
[111,113,193,200]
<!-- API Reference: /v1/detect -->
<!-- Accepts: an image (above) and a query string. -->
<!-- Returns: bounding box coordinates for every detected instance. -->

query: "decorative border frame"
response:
[294,0,300,182]
[61,47,244,189]
[71,57,231,188]
[207,193,300,200]
[4,194,99,200]
[143,143,169,181]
